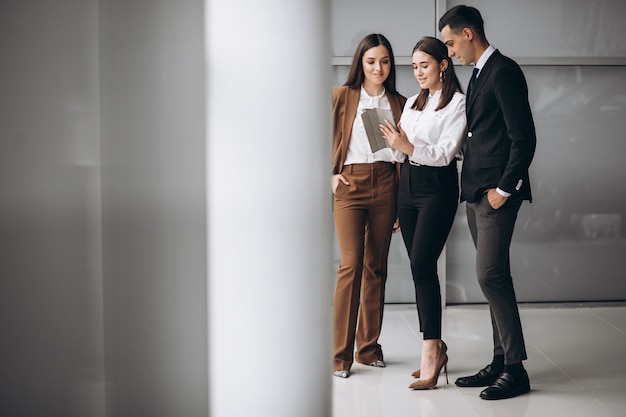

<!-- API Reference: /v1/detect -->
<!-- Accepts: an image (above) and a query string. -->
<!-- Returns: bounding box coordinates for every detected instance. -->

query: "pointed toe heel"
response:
[411,340,448,378]
[409,351,448,390]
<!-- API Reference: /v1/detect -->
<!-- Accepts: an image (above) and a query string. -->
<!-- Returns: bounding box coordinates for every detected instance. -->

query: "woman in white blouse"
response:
[381,36,466,390]
[331,34,406,379]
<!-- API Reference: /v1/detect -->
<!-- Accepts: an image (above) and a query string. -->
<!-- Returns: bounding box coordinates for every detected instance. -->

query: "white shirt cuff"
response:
[496,187,511,197]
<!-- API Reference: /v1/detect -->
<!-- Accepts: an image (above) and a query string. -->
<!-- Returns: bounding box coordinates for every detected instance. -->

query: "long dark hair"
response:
[343,33,398,95]
[411,36,462,111]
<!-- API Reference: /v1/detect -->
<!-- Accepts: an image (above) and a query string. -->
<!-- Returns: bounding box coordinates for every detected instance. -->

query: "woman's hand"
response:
[380,120,414,156]
[331,174,349,194]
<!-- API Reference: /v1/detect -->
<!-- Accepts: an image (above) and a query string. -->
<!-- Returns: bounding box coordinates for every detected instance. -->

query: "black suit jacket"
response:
[462,50,536,203]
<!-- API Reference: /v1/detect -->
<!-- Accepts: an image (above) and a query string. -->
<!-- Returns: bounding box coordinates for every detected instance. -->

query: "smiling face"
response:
[412,50,446,93]
[441,25,475,66]
[361,45,391,93]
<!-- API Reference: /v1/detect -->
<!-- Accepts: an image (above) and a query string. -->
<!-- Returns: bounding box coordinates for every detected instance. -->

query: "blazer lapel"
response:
[340,88,403,160]
[467,50,499,110]
[342,87,360,159]
[389,94,403,125]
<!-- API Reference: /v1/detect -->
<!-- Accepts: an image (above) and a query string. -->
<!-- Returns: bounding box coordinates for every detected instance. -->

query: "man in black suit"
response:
[439,5,536,400]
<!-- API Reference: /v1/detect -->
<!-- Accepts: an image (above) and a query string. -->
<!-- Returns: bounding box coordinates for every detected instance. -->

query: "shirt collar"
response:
[474,44,496,74]
[428,89,442,98]
[360,86,386,98]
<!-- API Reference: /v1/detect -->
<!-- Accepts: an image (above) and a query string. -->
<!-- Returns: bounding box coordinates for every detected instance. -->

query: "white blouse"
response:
[344,87,404,165]
[400,90,466,166]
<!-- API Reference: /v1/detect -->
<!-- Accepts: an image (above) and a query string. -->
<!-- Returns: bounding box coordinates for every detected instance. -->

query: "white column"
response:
[206,1,332,416]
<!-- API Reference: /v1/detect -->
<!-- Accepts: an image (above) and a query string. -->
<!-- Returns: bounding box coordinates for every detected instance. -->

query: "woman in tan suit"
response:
[331,33,406,378]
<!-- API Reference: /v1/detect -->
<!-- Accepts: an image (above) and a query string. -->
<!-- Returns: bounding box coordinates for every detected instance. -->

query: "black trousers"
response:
[466,193,528,365]
[397,162,458,340]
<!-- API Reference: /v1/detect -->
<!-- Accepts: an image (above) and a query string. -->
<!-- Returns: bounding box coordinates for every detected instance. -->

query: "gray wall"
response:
[99,1,208,416]
[447,0,626,303]
[0,1,105,415]
[331,0,626,303]
[0,0,207,416]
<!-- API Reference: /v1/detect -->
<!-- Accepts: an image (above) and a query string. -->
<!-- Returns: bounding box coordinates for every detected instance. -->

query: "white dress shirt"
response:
[400,90,466,166]
[473,44,495,75]
[344,87,403,165]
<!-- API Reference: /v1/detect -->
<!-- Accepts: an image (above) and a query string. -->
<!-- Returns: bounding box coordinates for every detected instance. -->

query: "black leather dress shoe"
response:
[479,370,530,400]
[455,364,501,387]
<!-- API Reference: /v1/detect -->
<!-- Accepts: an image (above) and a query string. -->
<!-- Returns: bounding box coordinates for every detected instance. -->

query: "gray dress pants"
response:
[466,193,528,365]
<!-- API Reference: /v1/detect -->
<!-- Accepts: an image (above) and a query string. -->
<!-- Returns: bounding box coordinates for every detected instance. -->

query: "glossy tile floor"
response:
[333,303,626,417]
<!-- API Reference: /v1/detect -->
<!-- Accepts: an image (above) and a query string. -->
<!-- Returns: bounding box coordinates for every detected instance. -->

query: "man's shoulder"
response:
[488,50,521,70]
[484,50,527,86]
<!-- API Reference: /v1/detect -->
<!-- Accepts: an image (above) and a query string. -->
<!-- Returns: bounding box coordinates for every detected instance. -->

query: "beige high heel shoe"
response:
[411,340,447,378]
[409,346,449,390]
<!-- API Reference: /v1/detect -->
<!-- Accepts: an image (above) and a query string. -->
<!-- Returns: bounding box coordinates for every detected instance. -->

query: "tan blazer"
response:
[331,86,407,175]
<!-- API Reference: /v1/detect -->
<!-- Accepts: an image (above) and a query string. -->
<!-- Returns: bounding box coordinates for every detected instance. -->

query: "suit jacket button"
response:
[467,131,473,138]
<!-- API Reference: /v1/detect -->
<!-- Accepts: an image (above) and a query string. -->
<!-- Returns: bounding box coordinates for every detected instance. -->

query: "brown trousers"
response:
[332,161,397,371]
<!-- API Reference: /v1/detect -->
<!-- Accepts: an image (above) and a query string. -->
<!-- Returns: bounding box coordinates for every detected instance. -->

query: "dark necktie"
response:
[467,67,479,98]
